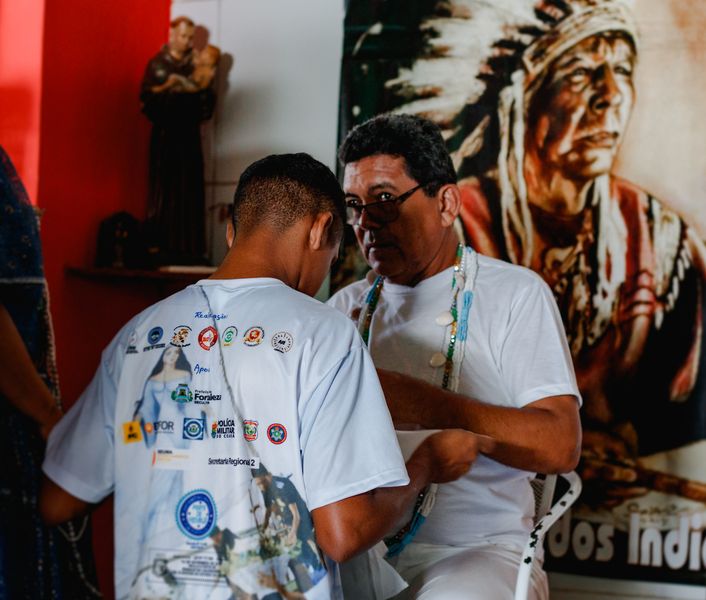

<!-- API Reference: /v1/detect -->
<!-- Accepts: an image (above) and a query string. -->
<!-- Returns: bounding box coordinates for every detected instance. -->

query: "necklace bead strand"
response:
[355,244,479,558]
[357,244,477,392]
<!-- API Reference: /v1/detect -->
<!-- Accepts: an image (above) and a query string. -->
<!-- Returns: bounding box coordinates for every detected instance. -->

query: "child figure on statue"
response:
[151,44,221,94]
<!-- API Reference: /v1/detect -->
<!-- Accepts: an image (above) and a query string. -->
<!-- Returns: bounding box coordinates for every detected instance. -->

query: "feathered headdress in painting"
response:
[388,0,646,350]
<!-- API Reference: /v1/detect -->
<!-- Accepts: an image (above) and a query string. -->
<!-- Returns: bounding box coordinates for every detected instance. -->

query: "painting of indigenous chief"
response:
[339,0,706,587]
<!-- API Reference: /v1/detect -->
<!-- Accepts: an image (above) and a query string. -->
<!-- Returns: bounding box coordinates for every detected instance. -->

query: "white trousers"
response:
[391,542,548,600]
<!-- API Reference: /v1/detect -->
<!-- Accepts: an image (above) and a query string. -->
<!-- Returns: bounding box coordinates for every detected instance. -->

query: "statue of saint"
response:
[140,16,220,265]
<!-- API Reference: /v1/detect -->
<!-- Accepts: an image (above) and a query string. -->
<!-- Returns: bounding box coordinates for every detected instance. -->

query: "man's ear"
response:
[437,184,461,227]
[308,211,335,251]
[226,222,235,248]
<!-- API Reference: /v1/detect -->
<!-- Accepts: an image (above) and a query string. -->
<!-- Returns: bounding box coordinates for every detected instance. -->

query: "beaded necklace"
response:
[356,243,479,556]
[358,243,478,391]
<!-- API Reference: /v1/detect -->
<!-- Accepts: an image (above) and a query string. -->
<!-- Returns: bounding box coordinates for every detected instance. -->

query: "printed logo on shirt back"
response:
[122,421,143,444]
[198,326,218,351]
[171,384,193,403]
[243,420,258,441]
[126,331,139,355]
[144,326,166,351]
[223,326,238,346]
[175,489,217,540]
[171,326,192,347]
[271,331,294,353]
[267,423,287,445]
[183,418,206,441]
[243,326,265,346]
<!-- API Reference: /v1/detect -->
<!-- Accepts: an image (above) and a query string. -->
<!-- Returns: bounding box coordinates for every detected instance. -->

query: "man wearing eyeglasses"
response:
[328,113,582,600]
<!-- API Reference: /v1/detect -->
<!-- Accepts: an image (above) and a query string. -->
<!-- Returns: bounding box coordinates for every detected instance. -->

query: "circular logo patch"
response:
[198,326,218,351]
[271,331,294,353]
[183,417,205,440]
[223,326,238,346]
[176,489,217,540]
[267,423,287,445]
[243,326,265,346]
[147,326,163,345]
[171,326,192,347]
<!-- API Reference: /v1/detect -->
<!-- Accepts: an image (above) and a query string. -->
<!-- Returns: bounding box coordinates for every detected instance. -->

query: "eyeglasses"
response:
[345,183,425,226]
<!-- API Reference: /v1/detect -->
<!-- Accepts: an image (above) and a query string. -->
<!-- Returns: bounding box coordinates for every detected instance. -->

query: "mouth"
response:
[365,239,396,254]
[575,131,618,148]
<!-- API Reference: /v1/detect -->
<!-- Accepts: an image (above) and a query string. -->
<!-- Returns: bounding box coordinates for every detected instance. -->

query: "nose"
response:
[591,65,623,112]
[357,207,383,231]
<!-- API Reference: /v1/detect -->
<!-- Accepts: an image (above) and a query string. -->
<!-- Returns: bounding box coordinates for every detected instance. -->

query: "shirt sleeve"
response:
[299,344,409,510]
[42,342,122,503]
[499,275,582,408]
[325,288,352,317]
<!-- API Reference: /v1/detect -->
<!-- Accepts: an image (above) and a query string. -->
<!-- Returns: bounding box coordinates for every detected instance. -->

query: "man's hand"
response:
[411,429,494,483]
[377,367,580,474]
[312,429,495,562]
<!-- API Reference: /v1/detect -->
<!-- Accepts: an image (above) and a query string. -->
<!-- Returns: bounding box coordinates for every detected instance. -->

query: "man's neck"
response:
[210,239,291,287]
[387,232,460,287]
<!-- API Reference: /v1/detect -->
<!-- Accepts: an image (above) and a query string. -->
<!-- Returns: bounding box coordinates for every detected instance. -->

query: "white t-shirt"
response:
[44,277,408,600]
[328,251,580,550]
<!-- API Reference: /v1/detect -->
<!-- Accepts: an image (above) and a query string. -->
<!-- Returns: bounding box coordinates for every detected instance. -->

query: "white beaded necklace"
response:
[357,243,479,392]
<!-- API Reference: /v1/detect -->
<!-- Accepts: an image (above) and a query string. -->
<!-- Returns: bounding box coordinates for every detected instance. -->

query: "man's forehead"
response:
[342,154,412,191]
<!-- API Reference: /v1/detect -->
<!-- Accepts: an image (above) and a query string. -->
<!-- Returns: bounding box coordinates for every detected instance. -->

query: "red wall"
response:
[37,1,171,596]
[0,0,45,201]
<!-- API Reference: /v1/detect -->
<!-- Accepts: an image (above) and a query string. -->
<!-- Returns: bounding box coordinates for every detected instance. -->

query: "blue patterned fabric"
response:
[0,147,100,599]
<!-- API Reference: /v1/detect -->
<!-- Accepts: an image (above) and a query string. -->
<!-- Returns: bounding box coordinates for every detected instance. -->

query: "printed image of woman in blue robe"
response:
[132,345,207,548]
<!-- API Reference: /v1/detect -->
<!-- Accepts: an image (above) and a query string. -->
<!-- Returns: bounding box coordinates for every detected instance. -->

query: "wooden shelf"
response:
[65,266,215,284]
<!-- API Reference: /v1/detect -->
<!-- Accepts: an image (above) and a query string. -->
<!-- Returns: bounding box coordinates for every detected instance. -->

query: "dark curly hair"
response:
[338,113,457,196]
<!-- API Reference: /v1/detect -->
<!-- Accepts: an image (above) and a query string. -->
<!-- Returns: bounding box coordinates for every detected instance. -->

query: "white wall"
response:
[171,0,344,263]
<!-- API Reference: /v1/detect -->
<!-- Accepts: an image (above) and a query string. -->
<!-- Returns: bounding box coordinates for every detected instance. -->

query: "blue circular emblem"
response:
[148,326,164,345]
[176,489,217,540]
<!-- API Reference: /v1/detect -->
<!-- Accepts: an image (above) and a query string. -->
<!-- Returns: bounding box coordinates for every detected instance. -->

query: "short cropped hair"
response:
[338,113,457,195]
[232,153,345,239]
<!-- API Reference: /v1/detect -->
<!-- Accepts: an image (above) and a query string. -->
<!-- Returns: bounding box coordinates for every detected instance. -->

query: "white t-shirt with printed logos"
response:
[44,277,408,600]
[328,251,580,550]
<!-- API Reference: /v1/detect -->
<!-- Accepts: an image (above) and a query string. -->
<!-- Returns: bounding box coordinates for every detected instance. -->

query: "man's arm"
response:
[378,368,580,474]
[0,303,62,439]
[39,476,93,526]
[311,429,489,563]
[285,502,300,546]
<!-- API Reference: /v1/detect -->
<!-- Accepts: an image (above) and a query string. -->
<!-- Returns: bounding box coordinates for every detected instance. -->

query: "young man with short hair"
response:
[41,153,483,599]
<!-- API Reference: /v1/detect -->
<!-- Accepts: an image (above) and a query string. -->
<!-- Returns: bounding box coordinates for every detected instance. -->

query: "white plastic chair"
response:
[513,471,582,600]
